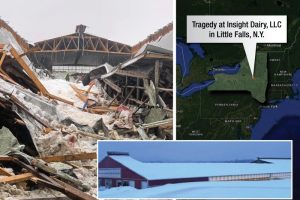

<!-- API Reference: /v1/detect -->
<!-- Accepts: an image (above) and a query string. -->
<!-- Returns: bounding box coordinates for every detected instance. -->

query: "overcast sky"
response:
[0,0,173,45]
[98,141,291,162]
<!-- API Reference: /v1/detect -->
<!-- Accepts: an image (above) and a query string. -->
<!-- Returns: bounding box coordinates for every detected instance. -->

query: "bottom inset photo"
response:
[97,140,292,199]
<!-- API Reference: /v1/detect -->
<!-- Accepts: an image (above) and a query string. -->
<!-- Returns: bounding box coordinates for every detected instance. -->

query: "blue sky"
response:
[98,141,292,162]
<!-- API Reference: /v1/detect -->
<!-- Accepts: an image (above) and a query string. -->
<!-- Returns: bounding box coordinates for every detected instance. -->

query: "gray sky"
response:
[1,0,173,45]
[98,141,292,162]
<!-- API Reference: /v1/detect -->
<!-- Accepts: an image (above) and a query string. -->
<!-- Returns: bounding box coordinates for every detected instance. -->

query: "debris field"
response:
[0,18,173,199]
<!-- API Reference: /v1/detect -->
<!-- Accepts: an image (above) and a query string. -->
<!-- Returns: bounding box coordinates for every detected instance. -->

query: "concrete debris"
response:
[0,127,23,155]
[114,106,134,129]
[0,183,70,200]
[0,184,30,199]
[144,108,167,124]
[0,19,173,199]
[56,104,105,133]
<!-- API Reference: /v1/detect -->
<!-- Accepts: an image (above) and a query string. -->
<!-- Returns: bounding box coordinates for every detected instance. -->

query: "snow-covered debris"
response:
[56,104,104,133]
[41,78,99,107]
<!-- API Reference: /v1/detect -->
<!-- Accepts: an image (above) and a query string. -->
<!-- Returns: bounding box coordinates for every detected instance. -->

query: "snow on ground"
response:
[41,78,98,108]
[41,78,133,131]
[56,104,102,127]
[99,179,292,198]
[108,156,291,180]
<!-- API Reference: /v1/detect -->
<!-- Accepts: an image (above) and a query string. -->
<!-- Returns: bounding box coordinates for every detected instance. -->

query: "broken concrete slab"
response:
[56,104,106,134]
[0,127,22,155]
[144,108,166,124]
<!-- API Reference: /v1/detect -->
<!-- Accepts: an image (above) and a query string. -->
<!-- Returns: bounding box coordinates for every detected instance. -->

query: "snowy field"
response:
[99,179,292,198]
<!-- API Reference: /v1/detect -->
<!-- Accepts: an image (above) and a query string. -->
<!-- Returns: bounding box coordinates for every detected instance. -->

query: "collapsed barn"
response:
[32,23,174,139]
[0,18,173,199]
[81,28,173,136]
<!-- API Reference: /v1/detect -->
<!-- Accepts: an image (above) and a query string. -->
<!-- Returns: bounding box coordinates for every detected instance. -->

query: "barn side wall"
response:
[99,157,210,189]
[98,156,146,189]
[148,177,209,187]
[135,180,142,189]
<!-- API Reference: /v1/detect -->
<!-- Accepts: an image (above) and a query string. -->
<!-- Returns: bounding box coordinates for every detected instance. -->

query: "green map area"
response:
[208,52,268,103]
[177,0,300,139]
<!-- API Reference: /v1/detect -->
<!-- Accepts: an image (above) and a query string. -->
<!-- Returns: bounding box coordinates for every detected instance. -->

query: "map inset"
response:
[176,0,300,139]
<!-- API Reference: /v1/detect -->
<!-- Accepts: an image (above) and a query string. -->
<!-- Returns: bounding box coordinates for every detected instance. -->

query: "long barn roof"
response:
[109,155,291,180]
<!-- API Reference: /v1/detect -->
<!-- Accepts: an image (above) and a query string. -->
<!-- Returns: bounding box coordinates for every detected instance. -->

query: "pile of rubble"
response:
[0,19,173,199]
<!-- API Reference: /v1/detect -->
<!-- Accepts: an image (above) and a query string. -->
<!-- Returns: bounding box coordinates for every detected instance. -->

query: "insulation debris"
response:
[0,19,173,199]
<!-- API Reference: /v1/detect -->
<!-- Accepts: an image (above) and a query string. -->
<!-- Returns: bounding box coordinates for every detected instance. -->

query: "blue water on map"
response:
[208,64,241,76]
[251,68,300,139]
[176,38,240,98]
[188,43,205,59]
[255,69,300,196]
[177,80,215,97]
[176,38,205,78]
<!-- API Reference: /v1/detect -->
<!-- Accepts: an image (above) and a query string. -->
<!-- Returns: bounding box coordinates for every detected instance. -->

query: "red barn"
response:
[98,152,148,189]
[98,152,291,189]
[98,151,209,189]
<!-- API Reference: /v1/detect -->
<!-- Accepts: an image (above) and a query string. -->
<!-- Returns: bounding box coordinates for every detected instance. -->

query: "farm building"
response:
[98,152,291,189]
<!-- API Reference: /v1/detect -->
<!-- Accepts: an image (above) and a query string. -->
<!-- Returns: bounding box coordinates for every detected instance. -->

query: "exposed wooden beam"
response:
[39,152,97,163]
[0,51,10,79]
[154,60,161,89]
[19,197,69,200]
[10,95,51,128]
[108,93,120,107]
[9,46,49,95]
[0,101,6,108]
[88,106,118,114]
[103,79,122,93]
[140,118,173,129]
[0,167,13,176]
[30,176,97,200]
[126,85,172,92]
[115,69,148,79]
[34,34,131,53]
[71,86,98,96]
[0,173,33,184]
[0,71,19,85]
[0,51,6,68]
[137,127,149,140]
[0,156,14,161]
[54,39,62,50]
[136,78,140,99]
[32,49,131,54]
[69,84,94,107]
[12,159,62,187]
[47,93,74,105]
[145,53,172,60]
[54,178,98,200]
[19,47,41,57]
[0,44,5,49]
